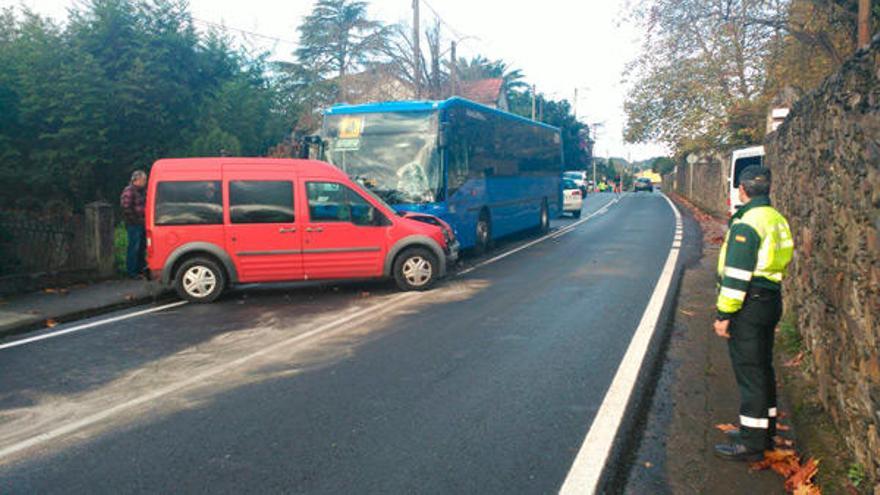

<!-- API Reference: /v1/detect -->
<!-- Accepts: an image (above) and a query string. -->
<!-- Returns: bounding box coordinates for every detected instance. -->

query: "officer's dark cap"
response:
[739,165,771,184]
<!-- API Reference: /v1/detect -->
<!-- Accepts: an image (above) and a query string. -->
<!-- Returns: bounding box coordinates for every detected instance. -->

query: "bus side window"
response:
[447,110,472,196]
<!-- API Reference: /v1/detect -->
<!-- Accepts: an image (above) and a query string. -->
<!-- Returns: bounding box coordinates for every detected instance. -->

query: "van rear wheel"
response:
[393,248,438,291]
[174,257,226,303]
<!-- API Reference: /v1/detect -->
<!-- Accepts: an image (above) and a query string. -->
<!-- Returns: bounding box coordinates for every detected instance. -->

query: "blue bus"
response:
[320,97,563,251]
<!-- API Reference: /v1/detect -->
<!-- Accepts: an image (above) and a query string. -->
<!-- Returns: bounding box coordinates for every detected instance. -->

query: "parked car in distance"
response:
[563,170,589,196]
[562,179,584,218]
[146,158,459,303]
[634,177,654,193]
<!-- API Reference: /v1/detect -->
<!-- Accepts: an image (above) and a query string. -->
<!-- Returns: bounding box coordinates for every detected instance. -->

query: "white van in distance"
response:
[728,146,765,216]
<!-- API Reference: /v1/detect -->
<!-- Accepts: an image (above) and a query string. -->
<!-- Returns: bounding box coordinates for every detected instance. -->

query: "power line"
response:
[191,17,298,48]
[419,0,468,41]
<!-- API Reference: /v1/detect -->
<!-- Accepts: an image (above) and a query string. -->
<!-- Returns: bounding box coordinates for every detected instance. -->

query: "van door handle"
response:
[279,227,297,233]
[305,227,323,233]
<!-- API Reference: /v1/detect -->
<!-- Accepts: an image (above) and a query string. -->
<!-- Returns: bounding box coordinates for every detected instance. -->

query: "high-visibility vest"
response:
[717,201,793,314]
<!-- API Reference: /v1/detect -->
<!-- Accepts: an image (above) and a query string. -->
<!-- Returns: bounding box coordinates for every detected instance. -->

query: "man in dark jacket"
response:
[120,170,148,278]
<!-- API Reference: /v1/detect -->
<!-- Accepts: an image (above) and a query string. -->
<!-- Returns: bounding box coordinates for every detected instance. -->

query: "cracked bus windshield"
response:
[322,111,441,205]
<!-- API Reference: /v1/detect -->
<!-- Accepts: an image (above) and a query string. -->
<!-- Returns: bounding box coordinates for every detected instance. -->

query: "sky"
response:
[2,0,669,161]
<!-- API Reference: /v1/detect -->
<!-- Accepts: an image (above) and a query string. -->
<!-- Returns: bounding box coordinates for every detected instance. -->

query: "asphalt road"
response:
[0,192,677,494]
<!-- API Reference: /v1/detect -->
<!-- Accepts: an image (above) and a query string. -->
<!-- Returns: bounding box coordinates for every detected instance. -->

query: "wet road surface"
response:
[0,192,678,494]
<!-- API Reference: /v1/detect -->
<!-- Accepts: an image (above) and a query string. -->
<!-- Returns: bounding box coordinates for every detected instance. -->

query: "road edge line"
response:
[0,301,189,351]
[559,193,683,495]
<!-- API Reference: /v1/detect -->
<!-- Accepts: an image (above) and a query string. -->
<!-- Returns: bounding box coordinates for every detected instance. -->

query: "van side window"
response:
[155,181,222,225]
[229,181,294,224]
[307,182,381,226]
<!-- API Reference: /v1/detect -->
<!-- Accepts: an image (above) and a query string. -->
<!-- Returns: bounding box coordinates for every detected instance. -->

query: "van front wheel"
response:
[393,248,438,291]
[174,257,226,303]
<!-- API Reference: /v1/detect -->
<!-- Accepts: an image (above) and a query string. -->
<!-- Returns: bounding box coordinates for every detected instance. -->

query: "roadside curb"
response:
[0,289,175,342]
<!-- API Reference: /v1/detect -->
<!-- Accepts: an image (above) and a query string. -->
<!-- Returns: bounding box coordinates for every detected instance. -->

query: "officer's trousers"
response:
[727,287,783,451]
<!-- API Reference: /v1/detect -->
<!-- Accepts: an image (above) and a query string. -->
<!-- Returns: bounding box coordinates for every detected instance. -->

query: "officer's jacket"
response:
[716,195,794,318]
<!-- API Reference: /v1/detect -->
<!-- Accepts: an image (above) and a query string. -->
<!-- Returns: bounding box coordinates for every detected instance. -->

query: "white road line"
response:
[559,193,682,495]
[0,301,189,351]
[458,196,621,276]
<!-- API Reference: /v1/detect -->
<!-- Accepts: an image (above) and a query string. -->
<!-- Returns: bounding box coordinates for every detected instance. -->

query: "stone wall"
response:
[766,36,880,483]
[0,202,117,295]
[662,152,730,219]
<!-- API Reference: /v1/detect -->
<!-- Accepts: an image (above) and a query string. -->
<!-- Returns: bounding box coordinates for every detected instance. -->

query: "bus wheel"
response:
[539,200,550,234]
[475,210,491,255]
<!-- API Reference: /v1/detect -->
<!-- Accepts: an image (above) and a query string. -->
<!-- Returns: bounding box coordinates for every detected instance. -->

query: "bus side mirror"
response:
[438,123,449,149]
[299,135,324,159]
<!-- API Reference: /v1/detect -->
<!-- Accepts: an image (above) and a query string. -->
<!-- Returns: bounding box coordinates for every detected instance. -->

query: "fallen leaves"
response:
[784,351,805,367]
[680,309,696,316]
[715,423,738,433]
[750,449,822,494]
[45,319,58,328]
[785,458,820,493]
[43,287,69,295]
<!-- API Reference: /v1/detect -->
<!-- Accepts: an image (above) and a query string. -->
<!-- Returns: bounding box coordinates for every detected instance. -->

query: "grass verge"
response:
[775,313,865,494]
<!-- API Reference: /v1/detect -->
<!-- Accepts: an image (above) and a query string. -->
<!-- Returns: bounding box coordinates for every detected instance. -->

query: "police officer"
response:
[713,165,794,461]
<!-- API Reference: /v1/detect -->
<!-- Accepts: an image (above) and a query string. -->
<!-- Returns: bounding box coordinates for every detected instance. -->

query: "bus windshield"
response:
[322,111,441,205]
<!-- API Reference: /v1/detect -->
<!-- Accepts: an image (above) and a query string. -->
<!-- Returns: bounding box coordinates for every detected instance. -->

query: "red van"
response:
[145,158,459,303]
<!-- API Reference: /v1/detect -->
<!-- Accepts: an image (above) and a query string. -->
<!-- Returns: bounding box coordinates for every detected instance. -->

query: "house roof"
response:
[456,78,504,106]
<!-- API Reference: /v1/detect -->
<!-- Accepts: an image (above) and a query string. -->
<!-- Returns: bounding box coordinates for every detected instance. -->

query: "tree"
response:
[451,55,528,95]
[623,0,880,156]
[294,0,391,100]
[0,1,292,212]
[652,157,676,175]
[379,19,448,99]
[623,0,778,154]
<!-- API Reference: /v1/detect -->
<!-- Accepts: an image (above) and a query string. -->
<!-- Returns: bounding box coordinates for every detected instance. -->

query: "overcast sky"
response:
[2,0,668,160]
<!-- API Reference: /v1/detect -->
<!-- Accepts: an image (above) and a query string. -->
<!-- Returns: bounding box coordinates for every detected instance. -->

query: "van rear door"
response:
[223,164,304,283]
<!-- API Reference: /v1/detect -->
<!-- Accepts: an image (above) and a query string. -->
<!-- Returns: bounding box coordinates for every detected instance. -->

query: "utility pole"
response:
[573,88,578,120]
[859,0,872,49]
[450,40,457,96]
[531,85,537,120]
[590,122,604,193]
[413,0,421,98]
